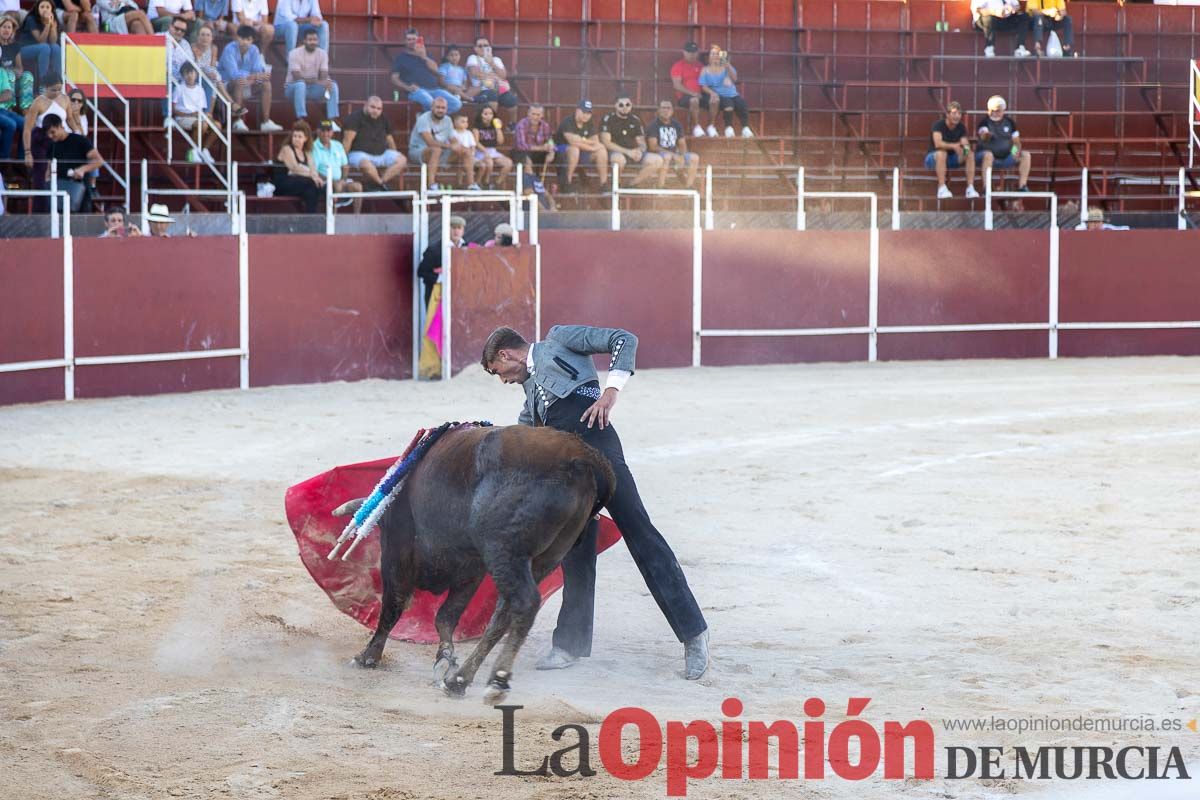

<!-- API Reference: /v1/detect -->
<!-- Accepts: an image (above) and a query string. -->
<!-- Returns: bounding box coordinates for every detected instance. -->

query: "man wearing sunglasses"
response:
[600,94,665,188]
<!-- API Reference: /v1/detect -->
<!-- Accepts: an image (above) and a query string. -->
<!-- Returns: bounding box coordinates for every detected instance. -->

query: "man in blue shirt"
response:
[218,25,281,132]
[312,119,362,212]
[389,28,462,113]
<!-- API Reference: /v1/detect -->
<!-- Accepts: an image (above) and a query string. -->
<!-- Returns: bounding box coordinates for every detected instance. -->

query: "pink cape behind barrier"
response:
[285,456,622,643]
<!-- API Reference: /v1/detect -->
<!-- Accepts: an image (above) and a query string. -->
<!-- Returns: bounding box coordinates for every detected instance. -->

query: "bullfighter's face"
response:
[485,350,530,385]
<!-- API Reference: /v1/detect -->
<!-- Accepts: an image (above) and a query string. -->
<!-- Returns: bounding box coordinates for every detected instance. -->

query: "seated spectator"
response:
[193,0,231,37]
[553,99,608,192]
[274,119,323,212]
[231,0,273,51]
[146,203,177,237]
[972,0,1030,58]
[219,25,281,132]
[274,0,328,53]
[342,94,407,189]
[43,114,102,211]
[447,111,480,190]
[18,1,63,90]
[699,44,753,138]
[472,105,512,189]
[286,27,339,128]
[601,94,665,187]
[513,102,555,190]
[417,213,467,304]
[23,76,83,200]
[0,15,34,112]
[312,118,362,213]
[670,41,707,138]
[1027,0,1075,57]
[173,62,220,166]
[485,221,514,247]
[1081,206,1129,231]
[54,0,99,34]
[192,23,239,114]
[438,45,475,104]
[407,95,459,191]
[0,47,22,157]
[97,0,153,35]
[99,205,143,237]
[165,15,192,84]
[467,35,517,125]
[391,28,462,114]
[67,87,88,135]
[150,0,195,35]
[976,95,1030,192]
[926,101,979,199]
[646,99,700,189]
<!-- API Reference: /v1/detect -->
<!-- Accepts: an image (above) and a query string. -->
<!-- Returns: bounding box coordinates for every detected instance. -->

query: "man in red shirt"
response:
[669,41,707,138]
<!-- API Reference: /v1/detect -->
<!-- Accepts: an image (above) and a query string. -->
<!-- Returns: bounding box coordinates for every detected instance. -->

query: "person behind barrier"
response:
[601,93,665,188]
[481,324,711,680]
[553,99,609,193]
[646,98,700,189]
[1026,0,1075,57]
[99,205,143,237]
[43,113,101,212]
[971,0,1030,58]
[274,119,324,213]
[976,94,1031,193]
[927,101,979,200]
[313,119,362,213]
[146,203,176,237]
[417,213,467,304]
[669,41,707,138]
[342,94,407,191]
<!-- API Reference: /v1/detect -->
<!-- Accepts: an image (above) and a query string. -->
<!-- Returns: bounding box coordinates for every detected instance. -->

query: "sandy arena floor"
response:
[1,357,1198,799]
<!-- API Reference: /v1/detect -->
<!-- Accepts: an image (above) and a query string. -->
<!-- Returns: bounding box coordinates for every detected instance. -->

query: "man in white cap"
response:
[146,203,176,237]
[1081,206,1129,231]
[976,95,1031,193]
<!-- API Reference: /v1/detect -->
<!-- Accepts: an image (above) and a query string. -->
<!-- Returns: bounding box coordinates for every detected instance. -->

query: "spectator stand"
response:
[163,33,236,207]
[61,32,144,211]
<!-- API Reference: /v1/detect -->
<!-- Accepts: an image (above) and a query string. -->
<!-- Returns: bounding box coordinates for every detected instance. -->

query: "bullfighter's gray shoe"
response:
[535,647,580,670]
[684,630,710,680]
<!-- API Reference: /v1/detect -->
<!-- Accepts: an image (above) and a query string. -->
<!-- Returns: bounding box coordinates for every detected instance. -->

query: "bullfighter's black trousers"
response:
[541,388,708,657]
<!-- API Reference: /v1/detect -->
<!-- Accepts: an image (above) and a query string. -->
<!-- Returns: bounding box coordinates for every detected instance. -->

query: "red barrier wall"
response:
[249,234,413,387]
[1,239,65,404]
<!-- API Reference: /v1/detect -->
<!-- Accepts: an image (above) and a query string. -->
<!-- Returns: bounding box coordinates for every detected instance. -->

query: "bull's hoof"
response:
[482,682,510,706]
[353,650,381,669]
[442,673,469,698]
[432,656,456,686]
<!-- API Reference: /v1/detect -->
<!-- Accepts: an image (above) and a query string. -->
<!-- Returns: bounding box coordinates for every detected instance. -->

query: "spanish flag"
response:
[63,34,166,99]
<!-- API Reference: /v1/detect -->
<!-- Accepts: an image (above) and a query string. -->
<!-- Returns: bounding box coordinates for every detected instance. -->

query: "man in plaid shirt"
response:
[513,103,555,191]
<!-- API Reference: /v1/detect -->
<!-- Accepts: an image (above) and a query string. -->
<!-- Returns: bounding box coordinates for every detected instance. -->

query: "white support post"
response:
[1049,197,1059,359]
[529,194,541,340]
[1078,167,1088,229]
[325,174,335,234]
[508,186,519,235]
[412,195,423,381]
[238,192,249,388]
[1191,61,1198,168]
[230,161,240,235]
[440,194,452,381]
[704,164,714,230]
[692,193,703,367]
[1179,166,1188,231]
[140,158,150,235]
[796,166,806,231]
[50,160,59,239]
[868,194,880,362]
[62,197,74,400]
[421,161,428,193]
[611,162,620,230]
[891,167,900,231]
[515,162,524,231]
[984,167,994,230]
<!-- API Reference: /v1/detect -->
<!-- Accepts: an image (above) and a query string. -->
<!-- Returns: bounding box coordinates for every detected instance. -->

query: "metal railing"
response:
[140,159,241,235]
[61,33,131,211]
[164,35,235,211]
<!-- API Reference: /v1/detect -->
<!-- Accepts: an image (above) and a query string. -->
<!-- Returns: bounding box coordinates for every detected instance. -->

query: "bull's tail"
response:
[576,443,616,519]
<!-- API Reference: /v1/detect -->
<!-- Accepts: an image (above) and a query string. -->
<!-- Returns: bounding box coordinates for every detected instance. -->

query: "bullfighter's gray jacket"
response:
[519,325,637,425]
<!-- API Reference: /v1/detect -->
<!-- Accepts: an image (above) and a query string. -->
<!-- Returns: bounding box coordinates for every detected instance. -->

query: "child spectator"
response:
[174,61,220,166]
[438,46,475,103]
[473,105,512,189]
[449,110,481,190]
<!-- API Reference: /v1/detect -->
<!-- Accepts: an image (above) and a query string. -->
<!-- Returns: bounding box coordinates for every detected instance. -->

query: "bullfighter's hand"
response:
[580,387,618,430]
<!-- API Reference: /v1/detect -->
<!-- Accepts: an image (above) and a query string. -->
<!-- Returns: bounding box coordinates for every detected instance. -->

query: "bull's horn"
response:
[331,498,366,517]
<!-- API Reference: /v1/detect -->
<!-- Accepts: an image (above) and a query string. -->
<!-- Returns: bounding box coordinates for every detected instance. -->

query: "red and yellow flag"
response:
[63,34,166,99]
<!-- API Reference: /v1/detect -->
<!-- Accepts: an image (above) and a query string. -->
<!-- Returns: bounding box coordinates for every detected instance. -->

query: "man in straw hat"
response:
[145,203,177,237]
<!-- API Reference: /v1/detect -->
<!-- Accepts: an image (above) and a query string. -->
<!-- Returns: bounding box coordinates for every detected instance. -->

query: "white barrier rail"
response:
[141,159,240,235]
[164,34,235,208]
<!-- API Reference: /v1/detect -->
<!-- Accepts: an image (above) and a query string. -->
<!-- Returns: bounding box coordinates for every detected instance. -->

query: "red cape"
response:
[285,456,622,642]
